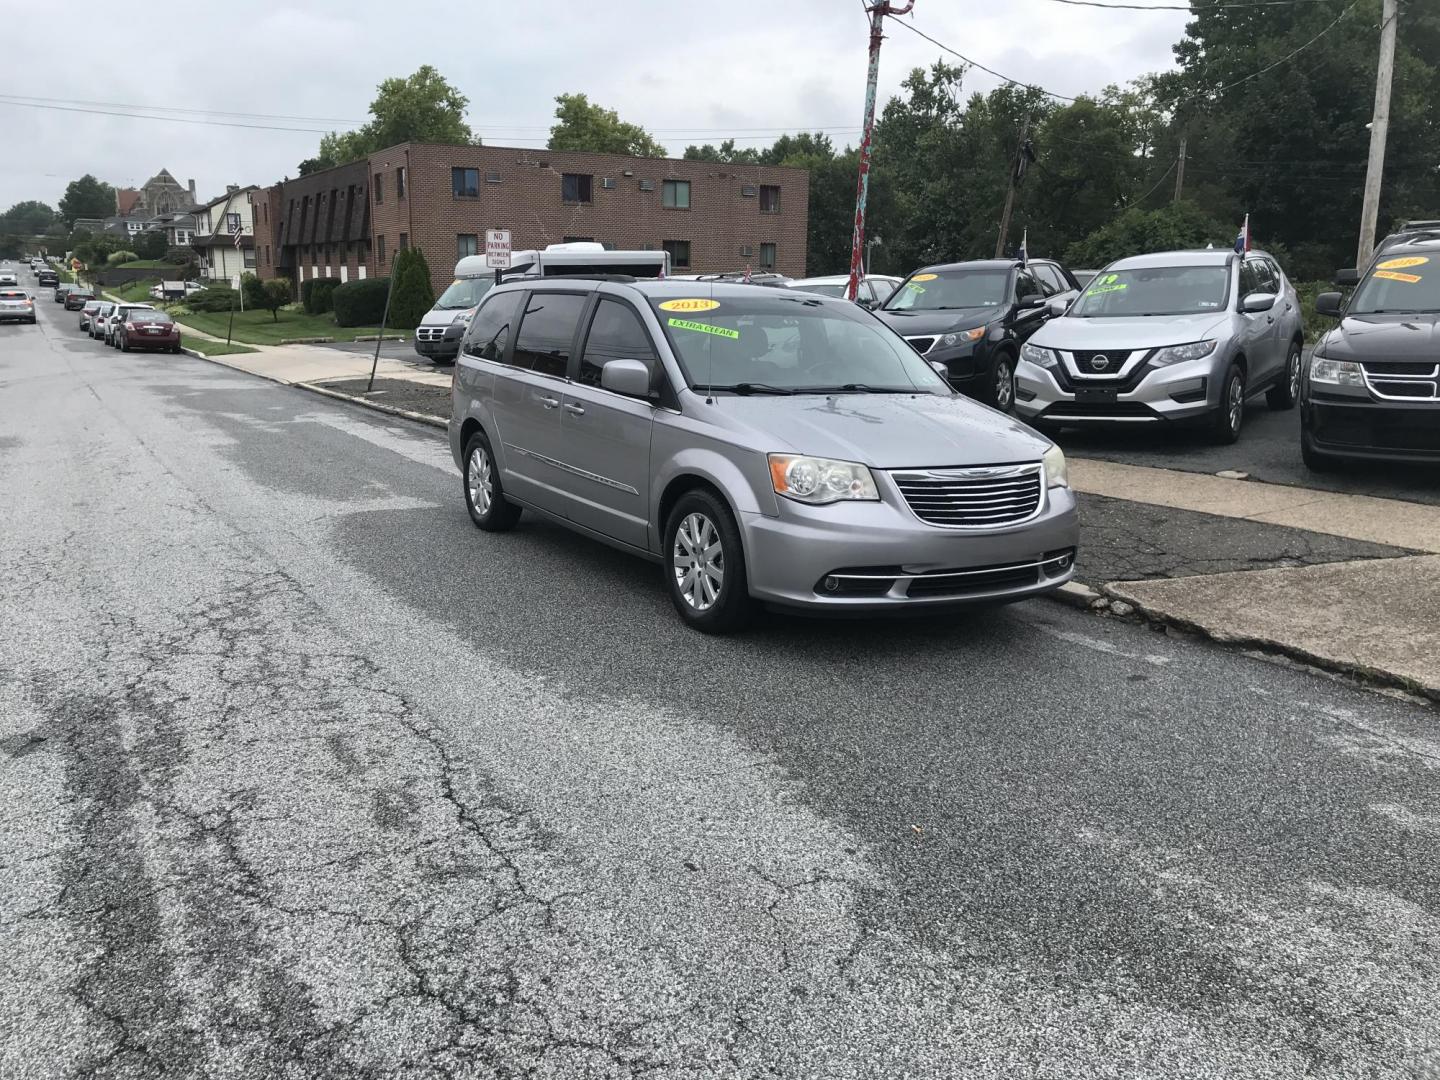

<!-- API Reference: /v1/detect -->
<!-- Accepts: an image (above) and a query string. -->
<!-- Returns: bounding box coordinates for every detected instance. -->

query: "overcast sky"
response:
[0,0,1189,211]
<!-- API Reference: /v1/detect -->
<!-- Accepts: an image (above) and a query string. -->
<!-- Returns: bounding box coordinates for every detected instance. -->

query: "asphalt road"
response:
[3,294,1439,1079]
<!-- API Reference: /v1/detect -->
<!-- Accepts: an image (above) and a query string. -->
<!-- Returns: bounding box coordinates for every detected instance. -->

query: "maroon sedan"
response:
[116,310,182,353]
[63,288,95,311]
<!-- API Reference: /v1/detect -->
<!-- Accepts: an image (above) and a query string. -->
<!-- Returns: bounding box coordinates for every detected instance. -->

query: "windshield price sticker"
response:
[658,298,721,312]
[1373,269,1423,284]
[1377,257,1429,271]
[911,273,938,282]
[906,283,927,294]
[668,317,739,340]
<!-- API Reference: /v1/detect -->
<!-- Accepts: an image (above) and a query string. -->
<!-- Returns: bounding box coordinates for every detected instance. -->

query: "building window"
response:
[225,212,242,234]
[373,173,384,203]
[759,243,776,268]
[396,166,406,198]
[399,232,409,251]
[243,248,256,268]
[265,245,271,266]
[662,240,691,269]
[760,185,781,214]
[452,167,480,198]
[377,235,386,264]
[562,236,594,244]
[561,173,593,204]
[457,234,479,259]
[662,180,691,210]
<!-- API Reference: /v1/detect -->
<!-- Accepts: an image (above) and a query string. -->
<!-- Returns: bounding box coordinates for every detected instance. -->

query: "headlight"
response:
[1152,340,1217,366]
[768,454,879,505]
[1042,444,1069,489]
[450,306,478,327]
[1021,342,1059,369]
[940,327,985,348]
[1310,357,1364,387]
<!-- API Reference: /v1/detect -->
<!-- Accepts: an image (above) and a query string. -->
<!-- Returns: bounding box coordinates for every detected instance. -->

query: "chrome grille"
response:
[892,464,1044,528]
[416,325,449,342]
[1361,361,1439,401]
[905,335,936,355]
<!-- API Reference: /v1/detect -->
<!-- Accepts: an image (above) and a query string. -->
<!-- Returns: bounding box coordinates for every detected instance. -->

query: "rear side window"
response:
[512,293,587,378]
[579,299,656,387]
[1238,261,1264,301]
[1015,271,1043,301]
[462,291,524,362]
[1033,264,1065,294]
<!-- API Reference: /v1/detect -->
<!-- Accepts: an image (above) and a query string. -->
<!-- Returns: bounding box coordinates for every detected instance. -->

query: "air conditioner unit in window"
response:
[485,172,502,183]
[638,179,655,192]
[741,185,757,197]
[600,177,616,189]
[740,245,754,257]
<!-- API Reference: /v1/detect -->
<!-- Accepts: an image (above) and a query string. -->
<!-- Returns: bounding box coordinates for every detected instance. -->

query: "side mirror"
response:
[1241,291,1277,314]
[600,358,652,398]
[1334,268,1359,287]
[1019,293,1048,310]
[1315,291,1345,319]
[929,360,950,378]
[1046,296,1071,318]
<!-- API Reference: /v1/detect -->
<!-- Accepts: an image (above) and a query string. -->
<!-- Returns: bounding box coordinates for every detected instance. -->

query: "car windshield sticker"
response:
[1376,256,1429,271]
[658,298,721,313]
[1373,269,1423,284]
[1089,273,1128,296]
[905,282,927,294]
[668,317,739,340]
[911,273,938,282]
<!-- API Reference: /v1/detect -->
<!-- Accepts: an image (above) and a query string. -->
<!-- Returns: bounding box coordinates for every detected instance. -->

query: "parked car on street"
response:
[1302,238,1440,469]
[101,303,155,347]
[78,299,102,331]
[875,258,1081,410]
[89,302,115,338]
[36,269,57,287]
[0,270,17,287]
[1014,249,1304,444]
[53,283,74,303]
[115,309,181,353]
[785,274,904,308]
[63,287,95,311]
[0,288,37,324]
[450,278,1078,632]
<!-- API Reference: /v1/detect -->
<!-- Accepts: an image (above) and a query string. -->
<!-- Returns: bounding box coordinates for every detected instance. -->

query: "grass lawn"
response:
[181,334,257,356]
[120,260,183,271]
[114,278,159,302]
[171,307,388,345]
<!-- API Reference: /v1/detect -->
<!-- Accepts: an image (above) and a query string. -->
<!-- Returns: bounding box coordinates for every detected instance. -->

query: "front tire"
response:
[463,432,522,531]
[120,336,130,352]
[1210,362,1245,445]
[1267,342,1302,410]
[987,351,1017,412]
[663,489,753,634]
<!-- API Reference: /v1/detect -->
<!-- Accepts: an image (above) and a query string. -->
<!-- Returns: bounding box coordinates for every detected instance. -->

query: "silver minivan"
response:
[450,280,1079,632]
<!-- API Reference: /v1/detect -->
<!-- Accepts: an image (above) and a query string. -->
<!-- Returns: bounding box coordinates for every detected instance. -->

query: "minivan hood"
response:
[420,307,464,328]
[694,392,1050,469]
[1033,311,1230,350]
[1319,312,1440,362]
[874,308,994,337]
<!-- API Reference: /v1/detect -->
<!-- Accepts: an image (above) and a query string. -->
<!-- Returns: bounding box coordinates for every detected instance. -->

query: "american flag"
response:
[1233,214,1251,255]
[233,224,244,250]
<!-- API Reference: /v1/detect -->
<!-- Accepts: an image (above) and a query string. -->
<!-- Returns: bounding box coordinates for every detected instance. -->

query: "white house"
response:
[190,185,258,283]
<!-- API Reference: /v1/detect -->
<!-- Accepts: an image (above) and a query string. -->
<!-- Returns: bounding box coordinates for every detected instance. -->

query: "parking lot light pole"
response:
[847,1,914,303]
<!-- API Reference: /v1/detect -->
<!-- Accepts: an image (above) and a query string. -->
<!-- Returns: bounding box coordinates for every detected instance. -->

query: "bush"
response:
[106,249,139,266]
[301,276,342,315]
[1064,201,1228,269]
[185,285,239,313]
[332,277,391,327]
[386,248,435,329]
[240,272,267,310]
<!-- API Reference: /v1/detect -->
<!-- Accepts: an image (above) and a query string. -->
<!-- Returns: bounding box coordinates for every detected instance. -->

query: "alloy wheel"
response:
[994,359,1015,411]
[467,447,493,517]
[1228,374,1244,434]
[673,512,724,611]
[1288,348,1301,401]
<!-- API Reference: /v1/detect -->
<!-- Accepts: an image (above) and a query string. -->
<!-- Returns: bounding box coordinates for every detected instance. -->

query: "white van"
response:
[414,242,670,362]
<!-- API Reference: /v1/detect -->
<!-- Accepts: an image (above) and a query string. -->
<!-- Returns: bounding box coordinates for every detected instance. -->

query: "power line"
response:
[0,92,362,126]
[1032,0,1344,10]
[1186,0,1362,100]
[0,98,332,133]
[888,17,1079,101]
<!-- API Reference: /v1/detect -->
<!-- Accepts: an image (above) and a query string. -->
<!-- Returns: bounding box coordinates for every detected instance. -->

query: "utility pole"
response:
[994,119,1031,259]
[846,0,914,302]
[1356,0,1398,268]
[1173,134,1187,203]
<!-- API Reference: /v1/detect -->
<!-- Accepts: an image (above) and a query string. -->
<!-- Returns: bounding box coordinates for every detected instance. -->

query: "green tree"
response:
[0,235,23,260]
[58,175,117,224]
[548,93,666,157]
[106,249,139,266]
[304,66,474,171]
[132,230,170,260]
[257,277,292,322]
[386,246,436,329]
[683,139,760,164]
[1064,201,1228,268]
[0,200,58,235]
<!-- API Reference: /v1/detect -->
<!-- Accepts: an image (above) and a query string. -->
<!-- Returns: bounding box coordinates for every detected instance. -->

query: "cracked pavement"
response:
[2,300,1440,1078]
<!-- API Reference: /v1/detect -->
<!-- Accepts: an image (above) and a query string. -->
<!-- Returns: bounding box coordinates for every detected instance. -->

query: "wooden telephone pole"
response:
[1173,135,1187,203]
[1356,0,1399,268]
[994,119,1031,259]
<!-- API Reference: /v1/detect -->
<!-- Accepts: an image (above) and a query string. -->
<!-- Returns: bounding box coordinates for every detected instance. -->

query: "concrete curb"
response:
[1098,582,1438,704]
[294,382,448,430]
[1048,581,1104,610]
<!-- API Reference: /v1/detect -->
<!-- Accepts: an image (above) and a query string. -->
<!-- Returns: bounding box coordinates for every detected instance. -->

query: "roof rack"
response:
[501,272,638,283]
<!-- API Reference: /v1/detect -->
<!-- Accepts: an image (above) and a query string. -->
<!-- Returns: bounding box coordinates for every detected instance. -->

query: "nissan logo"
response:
[1091,354,1111,372]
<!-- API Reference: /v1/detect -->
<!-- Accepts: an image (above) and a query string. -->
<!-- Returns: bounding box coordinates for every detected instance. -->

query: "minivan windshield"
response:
[434,277,493,310]
[649,293,952,395]
[1070,266,1229,317]
[883,269,1009,312]
[1348,257,1440,314]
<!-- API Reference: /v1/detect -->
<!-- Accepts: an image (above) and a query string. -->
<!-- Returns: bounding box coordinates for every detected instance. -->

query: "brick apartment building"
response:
[253,143,808,297]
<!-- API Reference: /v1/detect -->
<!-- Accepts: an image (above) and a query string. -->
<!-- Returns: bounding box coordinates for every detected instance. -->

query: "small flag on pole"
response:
[1018,229,1029,266]
[1233,214,1250,255]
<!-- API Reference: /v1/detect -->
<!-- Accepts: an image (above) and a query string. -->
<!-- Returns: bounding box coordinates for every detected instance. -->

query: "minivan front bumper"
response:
[739,486,1079,612]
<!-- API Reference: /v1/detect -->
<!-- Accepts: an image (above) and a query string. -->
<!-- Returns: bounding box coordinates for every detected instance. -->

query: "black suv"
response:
[1303,238,1440,469]
[875,258,1080,409]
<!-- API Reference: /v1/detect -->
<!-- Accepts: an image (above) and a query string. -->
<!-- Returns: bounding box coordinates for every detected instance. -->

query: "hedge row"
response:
[302,276,343,315]
[332,277,391,327]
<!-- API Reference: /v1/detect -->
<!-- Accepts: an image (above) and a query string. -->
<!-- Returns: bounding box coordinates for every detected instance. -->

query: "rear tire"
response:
[1210,362,1245,445]
[120,336,130,352]
[663,489,753,634]
[1267,342,1301,410]
[463,432,522,532]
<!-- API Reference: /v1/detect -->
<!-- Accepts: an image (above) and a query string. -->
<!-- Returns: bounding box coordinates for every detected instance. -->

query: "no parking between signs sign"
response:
[485,230,511,269]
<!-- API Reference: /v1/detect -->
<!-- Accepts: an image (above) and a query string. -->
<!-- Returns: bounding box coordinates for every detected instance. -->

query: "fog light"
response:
[1057,554,1071,569]
[824,576,840,593]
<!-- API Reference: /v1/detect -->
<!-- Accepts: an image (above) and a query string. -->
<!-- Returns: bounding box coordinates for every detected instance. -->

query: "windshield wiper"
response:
[810,383,916,394]
[708,383,796,395]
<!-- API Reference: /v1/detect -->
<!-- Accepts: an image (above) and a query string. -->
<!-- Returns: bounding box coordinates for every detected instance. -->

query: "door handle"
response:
[540,396,561,409]
[1266,316,1275,324]
[563,402,586,416]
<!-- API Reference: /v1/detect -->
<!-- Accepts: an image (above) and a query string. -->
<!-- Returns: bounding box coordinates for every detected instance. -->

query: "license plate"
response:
[1076,387,1118,405]
[146,327,162,333]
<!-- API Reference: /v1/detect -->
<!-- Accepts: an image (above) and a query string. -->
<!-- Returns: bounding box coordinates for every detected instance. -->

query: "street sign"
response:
[485,229,512,269]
